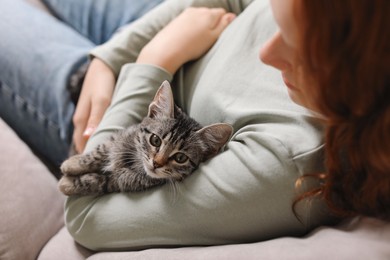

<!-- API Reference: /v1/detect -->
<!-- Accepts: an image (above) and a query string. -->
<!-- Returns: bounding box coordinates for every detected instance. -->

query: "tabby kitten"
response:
[59,81,233,196]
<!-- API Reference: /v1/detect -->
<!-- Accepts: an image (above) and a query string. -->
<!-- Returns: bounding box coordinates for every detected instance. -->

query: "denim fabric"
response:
[42,0,164,45]
[0,0,163,167]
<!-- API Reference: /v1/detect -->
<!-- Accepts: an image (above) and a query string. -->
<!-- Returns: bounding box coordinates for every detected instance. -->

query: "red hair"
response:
[294,0,390,219]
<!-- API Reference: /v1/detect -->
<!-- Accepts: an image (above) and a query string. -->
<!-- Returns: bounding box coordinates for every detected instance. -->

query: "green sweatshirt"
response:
[65,0,333,250]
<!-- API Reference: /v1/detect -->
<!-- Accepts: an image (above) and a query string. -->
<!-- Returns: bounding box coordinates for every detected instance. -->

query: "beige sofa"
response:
[1,117,390,260]
[1,1,389,259]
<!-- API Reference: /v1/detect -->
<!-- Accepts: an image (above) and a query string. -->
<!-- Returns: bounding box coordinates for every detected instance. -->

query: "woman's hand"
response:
[72,58,116,153]
[137,7,236,74]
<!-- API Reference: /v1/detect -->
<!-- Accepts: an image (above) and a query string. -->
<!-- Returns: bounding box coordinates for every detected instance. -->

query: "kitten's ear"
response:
[197,123,233,159]
[148,81,174,119]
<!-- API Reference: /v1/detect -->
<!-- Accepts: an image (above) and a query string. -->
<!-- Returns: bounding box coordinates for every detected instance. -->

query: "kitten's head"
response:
[139,81,233,181]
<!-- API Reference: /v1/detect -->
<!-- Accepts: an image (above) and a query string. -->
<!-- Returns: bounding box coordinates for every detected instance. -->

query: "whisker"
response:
[168,179,178,204]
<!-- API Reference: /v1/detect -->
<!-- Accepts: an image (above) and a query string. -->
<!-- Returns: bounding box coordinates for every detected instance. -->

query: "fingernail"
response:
[227,14,236,22]
[83,127,95,137]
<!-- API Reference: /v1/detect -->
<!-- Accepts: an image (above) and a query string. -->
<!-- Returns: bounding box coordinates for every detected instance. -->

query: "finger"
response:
[83,96,111,138]
[73,126,88,154]
[207,8,227,29]
[73,98,109,154]
[213,12,236,33]
[72,99,91,153]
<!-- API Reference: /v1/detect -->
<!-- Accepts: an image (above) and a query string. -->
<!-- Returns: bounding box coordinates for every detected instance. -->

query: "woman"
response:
[260,0,389,220]
[3,0,388,251]
[64,0,388,250]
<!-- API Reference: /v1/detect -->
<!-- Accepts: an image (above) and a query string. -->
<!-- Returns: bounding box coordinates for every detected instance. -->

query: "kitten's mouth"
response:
[144,164,169,179]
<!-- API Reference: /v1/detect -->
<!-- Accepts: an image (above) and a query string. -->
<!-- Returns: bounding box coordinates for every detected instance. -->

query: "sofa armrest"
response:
[0,118,65,260]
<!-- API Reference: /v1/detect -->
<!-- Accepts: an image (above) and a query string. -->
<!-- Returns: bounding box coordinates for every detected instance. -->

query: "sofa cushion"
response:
[87,217,390,260]
[0,118,65,260]
[38,227,93,260]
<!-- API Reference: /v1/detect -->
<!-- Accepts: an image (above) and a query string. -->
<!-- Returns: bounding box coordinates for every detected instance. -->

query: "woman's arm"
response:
[82,6,235,154]
[137,7,236,75]
[91,0,255,77]
[73,0,253,152]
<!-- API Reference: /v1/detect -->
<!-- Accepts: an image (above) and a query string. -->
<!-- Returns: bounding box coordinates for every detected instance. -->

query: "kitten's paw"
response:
[58,176,77,196]
[58,173,105,196]
[60,155,87,176]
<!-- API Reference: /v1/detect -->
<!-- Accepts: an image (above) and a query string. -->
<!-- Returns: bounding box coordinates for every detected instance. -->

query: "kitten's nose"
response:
[153,160,163,169]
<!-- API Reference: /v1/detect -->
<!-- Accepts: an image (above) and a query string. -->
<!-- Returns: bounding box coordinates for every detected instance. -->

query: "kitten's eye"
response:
[150,134,162,147]
[173,153,188,164]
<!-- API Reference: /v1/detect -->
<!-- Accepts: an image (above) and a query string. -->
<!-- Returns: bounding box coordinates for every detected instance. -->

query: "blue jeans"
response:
[0,0,163,167]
